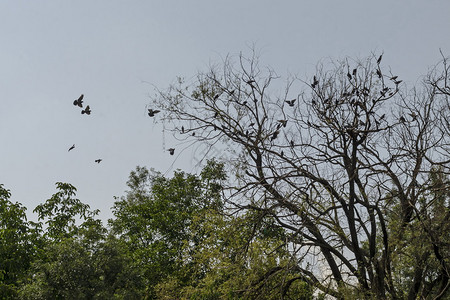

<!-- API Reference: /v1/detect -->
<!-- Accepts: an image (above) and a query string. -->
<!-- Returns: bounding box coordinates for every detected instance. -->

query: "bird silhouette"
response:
[73,94,84,107]
[278,120,288,127]
[147,109,160,117]
[95,159,102,163]
[390,76,398,81]
[68,144,75,152]
[168,148,175,155]
[271,131,279,141]
[81,105,91,115]
[377,54,383,64]
[285,99,296,107]
[312,76,319,88]
[181,126,185,133]
[347,72,352,80]
[352,68,357,76]
[399,116,406,123]
[376,69,382,79]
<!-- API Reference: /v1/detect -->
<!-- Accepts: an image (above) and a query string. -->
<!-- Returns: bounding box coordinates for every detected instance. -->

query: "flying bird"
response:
[68,144,75,152]
[81,105,91,115]
[147,109,160,117]
[285,99,296,107]
[167,148,175,155]
[95,159,102,163]
[73,94,84,107]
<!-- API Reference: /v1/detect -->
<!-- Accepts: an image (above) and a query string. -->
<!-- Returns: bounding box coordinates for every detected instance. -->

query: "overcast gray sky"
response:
[1,1,449,222]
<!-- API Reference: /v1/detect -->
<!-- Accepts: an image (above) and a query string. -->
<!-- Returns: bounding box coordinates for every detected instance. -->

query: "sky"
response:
[1,1,450,223]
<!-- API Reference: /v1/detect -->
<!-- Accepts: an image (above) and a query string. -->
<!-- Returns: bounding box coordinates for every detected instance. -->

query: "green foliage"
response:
[111,161,312,299]
[33,182,99,241]
[0,184,39,299]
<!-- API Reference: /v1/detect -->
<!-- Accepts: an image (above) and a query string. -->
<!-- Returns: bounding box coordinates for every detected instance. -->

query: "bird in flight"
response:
[285,99,296,107]
[167,148,175,155]
[81,105,91,115]
[68,144,75,152]
[73,94,84,107]
[148,109,160,117]
[95,159,102,163]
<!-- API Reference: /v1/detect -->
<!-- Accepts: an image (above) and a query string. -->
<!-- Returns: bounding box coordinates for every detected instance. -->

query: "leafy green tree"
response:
[109,162,226,298]
[110,161,312,299]
[19,182,144,300]
[0,184,39,299]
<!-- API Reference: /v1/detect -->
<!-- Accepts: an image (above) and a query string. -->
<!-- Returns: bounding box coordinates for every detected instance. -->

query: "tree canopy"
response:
[152,51,450,299]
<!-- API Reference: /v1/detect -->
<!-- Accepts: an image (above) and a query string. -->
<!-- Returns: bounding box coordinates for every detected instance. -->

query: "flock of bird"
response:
[68,94,101,163]
[69,94,175,162]
[84,55,405,163]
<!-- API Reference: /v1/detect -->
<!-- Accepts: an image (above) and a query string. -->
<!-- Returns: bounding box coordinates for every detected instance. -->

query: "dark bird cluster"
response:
[73,94,92,115]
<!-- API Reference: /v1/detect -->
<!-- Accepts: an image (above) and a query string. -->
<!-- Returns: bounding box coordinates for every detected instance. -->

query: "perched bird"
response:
[376,69,382,79]
[399,116,406,123]
[246,79,256,86]
[394,80,403,85]
[377,54,383,64]
[68,144,75,152]
[290,140,294,148]
[347,72,352,80]
[81,105,91,115]
[181,126,185,134]
[390,76,398,81]
[380,114,386,120]
[167,148,175,155]
[278,120,288,127]
[312,76,319,88]
[285,99,296,107]
[352,68,357,76]
[409,112,417,121]
[147,109,160,117]
[73,94,84,107]
[213,94,219,100]
[95,159,102,163]
[270,130,279,141]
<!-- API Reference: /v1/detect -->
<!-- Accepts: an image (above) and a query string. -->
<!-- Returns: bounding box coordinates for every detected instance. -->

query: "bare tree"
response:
[152,51,450,299]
